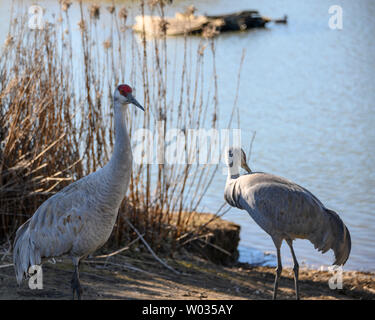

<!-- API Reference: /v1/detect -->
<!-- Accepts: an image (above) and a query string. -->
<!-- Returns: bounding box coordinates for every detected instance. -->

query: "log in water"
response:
[132,10,287,36]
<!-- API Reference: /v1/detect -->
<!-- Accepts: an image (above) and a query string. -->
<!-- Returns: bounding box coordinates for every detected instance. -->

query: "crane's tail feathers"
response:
[326,209,351,266]
[310,209,351,266]
[13,220,41,285]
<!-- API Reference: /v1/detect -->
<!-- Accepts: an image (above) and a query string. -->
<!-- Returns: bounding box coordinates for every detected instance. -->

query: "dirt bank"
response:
[0,251,374,300]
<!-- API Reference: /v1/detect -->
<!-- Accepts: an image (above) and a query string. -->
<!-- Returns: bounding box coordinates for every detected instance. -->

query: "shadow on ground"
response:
[1,252,374,300]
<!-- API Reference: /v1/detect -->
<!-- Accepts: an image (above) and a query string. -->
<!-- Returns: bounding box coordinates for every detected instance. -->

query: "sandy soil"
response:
[0,251,374,300]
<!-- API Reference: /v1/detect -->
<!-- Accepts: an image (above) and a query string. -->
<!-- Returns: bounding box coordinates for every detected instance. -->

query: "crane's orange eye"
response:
[118,84,132,96]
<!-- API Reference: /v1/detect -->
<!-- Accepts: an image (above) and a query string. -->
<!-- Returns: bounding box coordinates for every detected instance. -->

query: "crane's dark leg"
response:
[286,239,300,300]
[272,238,282,300]
[71,258,83,300]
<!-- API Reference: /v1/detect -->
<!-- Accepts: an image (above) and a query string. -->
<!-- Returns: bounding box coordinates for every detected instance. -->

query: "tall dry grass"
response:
[0,0,230,256]
[0,11,83,241]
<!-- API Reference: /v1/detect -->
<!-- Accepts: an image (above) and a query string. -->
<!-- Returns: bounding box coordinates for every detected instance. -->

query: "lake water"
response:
[1,0,374,271]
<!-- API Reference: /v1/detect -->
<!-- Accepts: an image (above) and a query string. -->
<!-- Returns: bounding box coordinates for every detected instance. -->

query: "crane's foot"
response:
[293,264,300,300]
[71,279,83,300]
[272,265,282,300]
[287,239,300,300]
[71,271,83,300]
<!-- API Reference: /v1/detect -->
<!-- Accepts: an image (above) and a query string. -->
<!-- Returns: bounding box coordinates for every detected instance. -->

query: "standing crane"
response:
[224,147,351,299]
[13,84,144,299]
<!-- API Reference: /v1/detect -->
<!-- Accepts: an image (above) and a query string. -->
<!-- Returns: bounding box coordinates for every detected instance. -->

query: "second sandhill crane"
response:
[224,147,351,300]
[13,84,144,299]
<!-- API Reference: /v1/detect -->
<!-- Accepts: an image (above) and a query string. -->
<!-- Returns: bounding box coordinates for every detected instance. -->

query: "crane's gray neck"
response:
[225,165,241,209]
[98,101,132,212]
[108,104,132,174]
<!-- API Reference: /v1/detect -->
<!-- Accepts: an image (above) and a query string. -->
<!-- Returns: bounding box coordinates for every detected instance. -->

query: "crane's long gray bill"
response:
[129,94,144,111]
[242,162,252,173]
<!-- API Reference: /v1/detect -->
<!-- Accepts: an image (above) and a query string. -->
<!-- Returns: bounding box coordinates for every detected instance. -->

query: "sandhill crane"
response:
[224,147,351,300]
[13,84,144,299]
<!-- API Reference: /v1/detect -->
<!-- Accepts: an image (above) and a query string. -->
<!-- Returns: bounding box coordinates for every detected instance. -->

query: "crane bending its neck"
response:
[226,147,252,181]
[227,153,241,180]
[227,162,241,180]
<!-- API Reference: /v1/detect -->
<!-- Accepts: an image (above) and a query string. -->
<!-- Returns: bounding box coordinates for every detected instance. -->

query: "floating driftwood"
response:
[132,8,287,37]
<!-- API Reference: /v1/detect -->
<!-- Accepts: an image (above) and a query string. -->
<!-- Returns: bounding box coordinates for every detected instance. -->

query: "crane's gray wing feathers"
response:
[13,177,92,284]
[226,172,351,266]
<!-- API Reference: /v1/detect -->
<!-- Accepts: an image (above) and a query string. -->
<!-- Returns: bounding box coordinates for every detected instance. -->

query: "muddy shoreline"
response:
[1,251,374,300]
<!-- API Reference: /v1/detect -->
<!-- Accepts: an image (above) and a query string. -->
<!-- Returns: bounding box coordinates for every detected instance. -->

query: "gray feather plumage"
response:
[225,171,351,266]
[13,88,134,285]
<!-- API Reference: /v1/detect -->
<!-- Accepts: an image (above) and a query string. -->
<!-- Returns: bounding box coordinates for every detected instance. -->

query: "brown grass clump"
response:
[0,15,83,241]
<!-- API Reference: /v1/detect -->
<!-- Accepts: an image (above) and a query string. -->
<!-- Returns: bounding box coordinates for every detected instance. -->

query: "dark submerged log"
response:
[207,10,270,32]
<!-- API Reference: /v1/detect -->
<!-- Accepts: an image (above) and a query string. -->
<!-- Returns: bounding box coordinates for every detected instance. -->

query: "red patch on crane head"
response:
[118,84,132,97]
